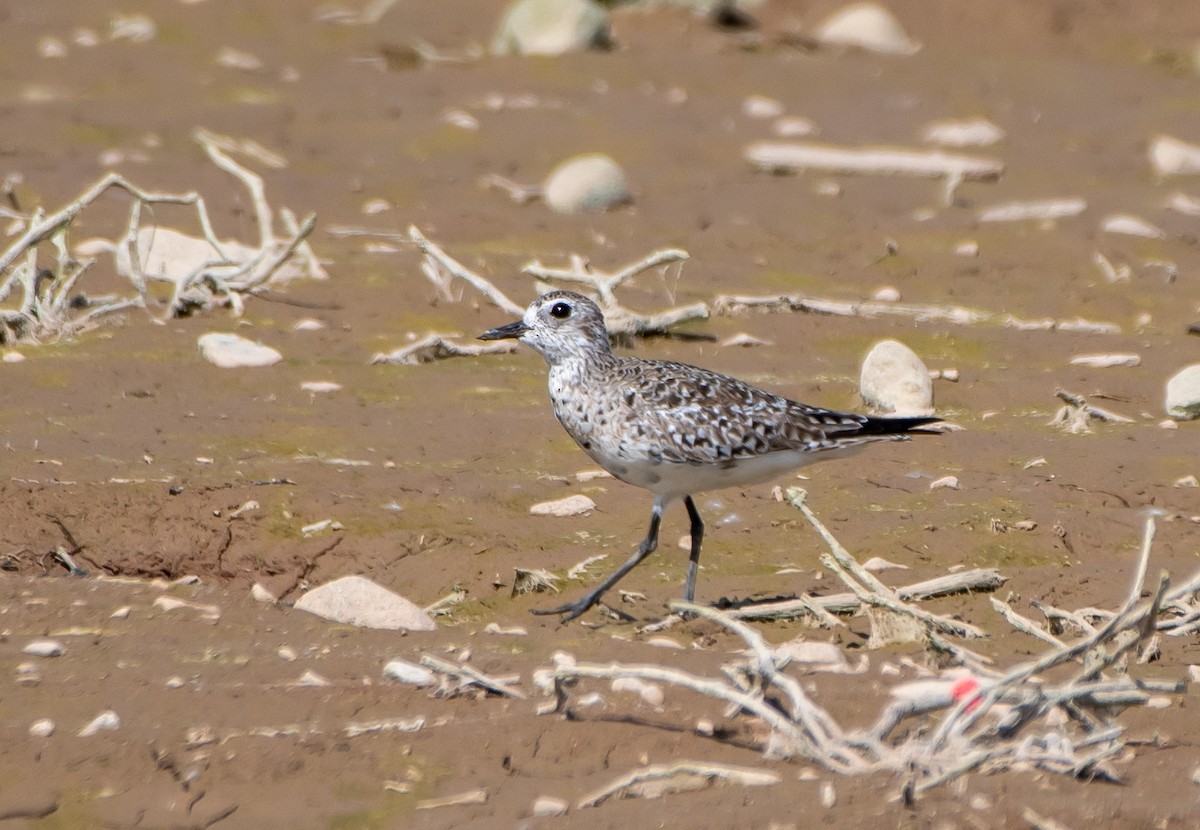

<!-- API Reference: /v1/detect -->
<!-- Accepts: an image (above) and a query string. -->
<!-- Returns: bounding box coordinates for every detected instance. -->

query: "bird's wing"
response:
[606,359,872,465]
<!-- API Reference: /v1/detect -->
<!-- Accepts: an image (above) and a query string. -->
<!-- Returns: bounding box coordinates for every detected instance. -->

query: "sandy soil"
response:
[2,0,1200,827]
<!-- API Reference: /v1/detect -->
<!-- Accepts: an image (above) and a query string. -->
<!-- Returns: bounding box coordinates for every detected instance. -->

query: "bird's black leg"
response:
[682,495,704,602]
[532,498,663,622]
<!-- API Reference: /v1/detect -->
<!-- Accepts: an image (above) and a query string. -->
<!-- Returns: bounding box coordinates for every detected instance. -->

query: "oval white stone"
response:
[860,340,934,417]
[543,154,631,214]
[197,333,282,368]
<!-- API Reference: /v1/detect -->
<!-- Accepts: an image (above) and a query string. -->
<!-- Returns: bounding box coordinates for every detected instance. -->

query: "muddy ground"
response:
[2,0,1200,827]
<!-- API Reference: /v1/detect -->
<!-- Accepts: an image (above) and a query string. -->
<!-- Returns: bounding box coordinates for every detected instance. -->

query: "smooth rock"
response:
[301,381,342,393]
[23,639,64,658]
[251,583,276,603]
[28,718,55,738]
[530,494,596,517]
[773,116,817,137]
[979,198,1086,222]
[78,710,120,737]
[774,639,847,668]
[743,95,783,119]
[1101,214,1165,239]
[860,340,934,417]
[1150,135,1200,176]
[814,3,921,55]
[383,658,436,686]
[1166,364,1200,420]
[1070,353,1141,368]
[921,117,1005,147]
[954,240,979,257]
[198,333,282,368]
[2,351,25,363]
[293,670,330,687]
[531,795,569,817]
[872,286,901,302]
[542,154,632,214]
[294,575,437,631]
[929,475,960,490]
[491,0,610,57]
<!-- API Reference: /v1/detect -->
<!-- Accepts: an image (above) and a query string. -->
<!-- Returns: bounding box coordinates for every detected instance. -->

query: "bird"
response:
[478,290,939,621]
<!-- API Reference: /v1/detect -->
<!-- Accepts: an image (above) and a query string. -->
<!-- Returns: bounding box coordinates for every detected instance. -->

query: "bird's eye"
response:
[549,302,572,319]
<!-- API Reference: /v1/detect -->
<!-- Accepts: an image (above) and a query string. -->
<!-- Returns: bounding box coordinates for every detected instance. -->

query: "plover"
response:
[479,291,939,621]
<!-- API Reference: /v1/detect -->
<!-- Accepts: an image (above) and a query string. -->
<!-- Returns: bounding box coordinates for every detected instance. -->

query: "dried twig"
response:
[712,293,1119,335]
[577,761,780,809]
[370,333,517,365]
[420,654,527,700]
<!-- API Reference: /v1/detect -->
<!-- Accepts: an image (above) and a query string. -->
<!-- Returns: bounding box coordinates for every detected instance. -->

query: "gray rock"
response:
[491,0,610,57]
[860,340,934,417]
[383,658,436,686]
[543,154,632,214]
[294,575,436,631]
[1166,364,1200,420]
[197,333,282,368]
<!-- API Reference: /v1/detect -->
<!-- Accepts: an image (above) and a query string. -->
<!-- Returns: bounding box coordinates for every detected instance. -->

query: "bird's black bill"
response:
[477,320,530,341]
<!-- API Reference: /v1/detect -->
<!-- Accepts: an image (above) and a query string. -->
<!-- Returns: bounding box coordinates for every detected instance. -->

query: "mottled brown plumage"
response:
[480,290,939,621]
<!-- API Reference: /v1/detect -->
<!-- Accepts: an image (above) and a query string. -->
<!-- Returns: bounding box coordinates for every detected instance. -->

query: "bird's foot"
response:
[530,598,595,623]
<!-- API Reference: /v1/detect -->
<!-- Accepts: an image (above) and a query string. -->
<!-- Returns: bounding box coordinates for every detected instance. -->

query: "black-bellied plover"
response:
[479,290,939,621]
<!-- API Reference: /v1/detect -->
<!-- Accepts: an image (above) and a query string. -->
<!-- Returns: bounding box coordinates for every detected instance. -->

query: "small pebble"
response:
[293,670,330,687]
[277,646,298,661]
[293,318,325,332]
[23,639,64,658]
[930,475,960,491]
[301,381,342,393]
[1175,475,1199,488]
[531,796,569,817]
[2,351,26,363]
[197,333,282,369]
[383,658,436,686]
[872,286,901,302]
[773,116,817,137]
[79,710,121,737]
[251,583,277,603]
[646,636,684,650]
[29,718,55,738]
[860,339,934,417]
[530,494,596,517]
[954,240,980,257]
[165,676,186,689]
[743,95,784,119]
[611,677,664,707]
[542,154,631,214]
[110,606,131,620]
[695,719,715,736]
[484,622,528,636]
[819,780,837,808]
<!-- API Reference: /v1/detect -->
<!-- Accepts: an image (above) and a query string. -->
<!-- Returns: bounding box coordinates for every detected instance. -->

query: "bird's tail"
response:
[856,415,942,436]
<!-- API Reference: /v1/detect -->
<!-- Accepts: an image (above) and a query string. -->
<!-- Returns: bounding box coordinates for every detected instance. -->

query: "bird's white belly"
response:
[590,445,864,500]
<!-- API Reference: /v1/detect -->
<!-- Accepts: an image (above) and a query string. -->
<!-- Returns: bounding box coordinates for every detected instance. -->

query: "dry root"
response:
[0,128,321,344]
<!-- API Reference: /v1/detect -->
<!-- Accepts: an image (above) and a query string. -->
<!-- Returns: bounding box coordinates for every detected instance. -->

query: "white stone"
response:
[39,36,67,58]
[979,198,1087,222]
[921,117,1004,147]
[29,718,55,738]
[109,13,156,42]
[954,240,979,257]
[165,676,185,689]
[294,575,437,631]
[819,781,837,808]
[531,796,569,817]
[929,475,960,491]
[530,494,596,517]
[872,286,901,302]
[301,381,342,393]
[611,676,664,707]
[743,95,784,119]
[23,639,64,658]
[773,116,817,137]
[542,154,631,214]
[860,340,934,417]
[1070,353,1141,368]
[1101,214,1165,239]
[293,318,326,332]
[79,710,121,737]
[774,639,847,668]
[251,583,277,603]
[863,557,909,572]
[198,333,282,368]
[1150,135,1200,176]
[1167,192,1200,215]
[1166,364,1200,420]
[2,351,25,363]
[293,670,331,687]
[215,46,263,71]
[491,0,610,57]
[814,3,921,55]
[383,658,436,686]
[110,606,131,620]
